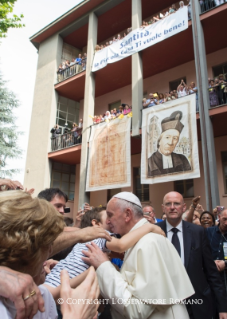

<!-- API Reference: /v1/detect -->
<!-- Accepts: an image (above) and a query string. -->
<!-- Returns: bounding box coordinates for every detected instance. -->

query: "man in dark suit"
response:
[148,111,191,177]
[157,191,227,319]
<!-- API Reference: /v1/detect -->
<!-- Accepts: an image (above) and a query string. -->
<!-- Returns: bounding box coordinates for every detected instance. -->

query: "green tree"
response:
[0,0,24,38]
[0,73,23,177]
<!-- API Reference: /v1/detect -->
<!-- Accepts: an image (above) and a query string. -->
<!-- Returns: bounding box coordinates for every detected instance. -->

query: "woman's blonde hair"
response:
[0,191,64,273]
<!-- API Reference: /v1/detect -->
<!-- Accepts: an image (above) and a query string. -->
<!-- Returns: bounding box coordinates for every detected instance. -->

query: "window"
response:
[56,101,79,130]
[133,167,149,202]
[107,188,121,202]
[169,77,187,92]
[213,63,227,79]
[143,92,147,98]
[109,100,121,112]
[174,179,194,198]
[221,151,227,193]
[51,162,76,200]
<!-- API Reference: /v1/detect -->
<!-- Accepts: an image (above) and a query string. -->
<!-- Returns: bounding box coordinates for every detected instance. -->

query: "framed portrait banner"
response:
[86,116,131,191]
[141,95,200,184]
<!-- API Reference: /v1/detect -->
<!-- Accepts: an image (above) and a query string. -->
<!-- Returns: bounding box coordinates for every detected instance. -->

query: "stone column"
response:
[24,34,63,195]
[131,0,143,137]
[78,12,97,208]
[191,0,220,210]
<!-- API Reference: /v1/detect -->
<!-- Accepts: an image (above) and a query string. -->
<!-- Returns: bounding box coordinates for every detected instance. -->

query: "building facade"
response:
[24,0,227,219]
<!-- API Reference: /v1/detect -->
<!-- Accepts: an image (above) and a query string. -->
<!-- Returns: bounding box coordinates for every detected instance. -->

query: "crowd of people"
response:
[57,53,87,82]
[208,74,227,106]
[92,104,132,124]
[50,119,83,151]
[1,177,227,319]
[143,75,227,112]
[143,79,199,111]
[95,1,193,51]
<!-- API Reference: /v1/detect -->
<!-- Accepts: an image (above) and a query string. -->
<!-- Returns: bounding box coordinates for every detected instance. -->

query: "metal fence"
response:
[200,0,226,13]
[57,64,86,83]
[208,83,227,108]
[50,129,82,152]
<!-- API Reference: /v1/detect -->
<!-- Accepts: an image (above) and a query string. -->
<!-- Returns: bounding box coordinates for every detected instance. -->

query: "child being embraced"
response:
[44,206,164,293]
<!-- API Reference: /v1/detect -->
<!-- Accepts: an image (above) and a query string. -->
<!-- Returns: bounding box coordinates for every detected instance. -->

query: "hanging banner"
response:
[141,95,200,184]
[92,7,188,72]
[86,117,131,192]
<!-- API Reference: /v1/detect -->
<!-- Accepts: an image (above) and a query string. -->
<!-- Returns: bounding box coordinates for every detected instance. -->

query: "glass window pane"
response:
[62,164,70,172]
[222,151,227,163]
[223,64,227,75]
[185,180,194,197]
[59,111,67,120]
[133,167,149,202]
[68,113,76,122]
[175,181,184,196]
[70,174,75,182]
[58,119,65,127]
[59,103,67,112]
[224,165,227,176]
[68,104,76,114]
[70,183,75,191]
[62,182,69,191]
[69,192,74,200]
[53,171,61,180]
[53,180,61,188]
[213,65,223,78]
[53,162,62,170]
[108,188,121,201]
[62,173,69,182]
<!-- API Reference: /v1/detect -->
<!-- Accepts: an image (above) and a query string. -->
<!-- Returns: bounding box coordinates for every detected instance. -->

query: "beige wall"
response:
[24,34,63,195]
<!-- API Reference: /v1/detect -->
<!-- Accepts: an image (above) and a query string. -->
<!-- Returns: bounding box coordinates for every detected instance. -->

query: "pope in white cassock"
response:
[82,192,194,319]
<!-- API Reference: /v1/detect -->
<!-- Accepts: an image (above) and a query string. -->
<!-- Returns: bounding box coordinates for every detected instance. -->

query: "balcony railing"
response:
[200,0,226,14]
[57,64,86,83]
[50,129,82,152]
[208,83,227,108]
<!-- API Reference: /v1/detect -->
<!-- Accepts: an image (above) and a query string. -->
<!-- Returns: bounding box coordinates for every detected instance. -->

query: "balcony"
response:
[48,131,82,165]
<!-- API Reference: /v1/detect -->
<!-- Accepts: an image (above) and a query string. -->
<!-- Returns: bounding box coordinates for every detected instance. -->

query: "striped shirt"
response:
[45,234,112,287]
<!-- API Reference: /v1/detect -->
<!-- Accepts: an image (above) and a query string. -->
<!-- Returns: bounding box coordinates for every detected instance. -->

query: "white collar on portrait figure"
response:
[158,149,173,169]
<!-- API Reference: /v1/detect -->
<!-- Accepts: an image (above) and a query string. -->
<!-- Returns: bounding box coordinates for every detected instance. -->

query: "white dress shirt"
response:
[166,220,185,265]
[162,154,173,169]
[158,149,173,169]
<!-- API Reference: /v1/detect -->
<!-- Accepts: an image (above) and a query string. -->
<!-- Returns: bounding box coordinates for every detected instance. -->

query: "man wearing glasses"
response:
[157,191,227,319]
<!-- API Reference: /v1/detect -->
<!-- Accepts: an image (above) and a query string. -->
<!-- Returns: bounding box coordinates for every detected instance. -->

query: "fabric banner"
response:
[92,7,188,72]
[86,117,131,192]
[141,95,200,184]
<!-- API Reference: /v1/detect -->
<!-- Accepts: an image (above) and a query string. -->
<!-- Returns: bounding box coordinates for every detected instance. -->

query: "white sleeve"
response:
[96,261,155,319]
[0,299,14,318]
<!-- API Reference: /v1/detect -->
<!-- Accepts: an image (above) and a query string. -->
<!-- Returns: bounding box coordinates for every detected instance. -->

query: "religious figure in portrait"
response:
[148,111,191,177]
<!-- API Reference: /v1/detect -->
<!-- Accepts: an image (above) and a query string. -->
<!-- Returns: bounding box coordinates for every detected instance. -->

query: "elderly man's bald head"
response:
[163,192,184,205]
[162,191,186,227]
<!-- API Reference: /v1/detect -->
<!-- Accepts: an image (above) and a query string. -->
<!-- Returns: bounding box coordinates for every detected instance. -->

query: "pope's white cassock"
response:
[96,218,194,319]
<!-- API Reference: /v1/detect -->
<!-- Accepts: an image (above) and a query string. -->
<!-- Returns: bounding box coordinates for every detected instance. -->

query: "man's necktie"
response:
[171,228,181,257]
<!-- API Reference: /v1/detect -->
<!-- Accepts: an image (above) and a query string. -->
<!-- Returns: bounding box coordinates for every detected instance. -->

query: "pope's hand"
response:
[82,242,109,269]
